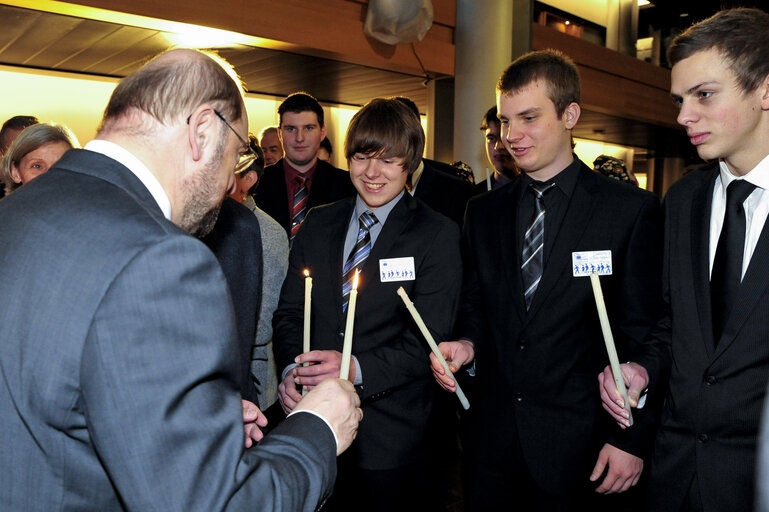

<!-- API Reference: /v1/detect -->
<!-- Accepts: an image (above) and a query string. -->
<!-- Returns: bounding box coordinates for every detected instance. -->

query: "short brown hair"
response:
[497,49,580,117]
[100,49,245,132]
[668,8,769,94]
[344,98,424,174]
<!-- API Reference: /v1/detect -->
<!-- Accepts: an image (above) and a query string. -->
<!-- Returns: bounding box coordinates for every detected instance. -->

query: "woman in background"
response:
[2,122,79,194]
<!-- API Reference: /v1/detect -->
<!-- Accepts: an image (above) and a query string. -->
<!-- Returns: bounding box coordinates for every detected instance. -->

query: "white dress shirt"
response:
[709,154,769,279]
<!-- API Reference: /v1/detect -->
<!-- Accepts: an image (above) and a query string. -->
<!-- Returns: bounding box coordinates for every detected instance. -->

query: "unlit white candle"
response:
[589,273,633,426]
[396,287,470,410]
[339,270,359,380]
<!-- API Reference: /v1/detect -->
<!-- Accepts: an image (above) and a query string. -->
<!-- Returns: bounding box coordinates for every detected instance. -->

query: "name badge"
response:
[379,257,416,282]
[572,250,612,277]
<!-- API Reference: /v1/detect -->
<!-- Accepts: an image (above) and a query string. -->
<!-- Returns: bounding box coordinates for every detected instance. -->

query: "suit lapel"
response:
[499,182,526,322]
[526,165,596,320]
[715,194,769,357]
[690,167,718,357]
[366,192,413,268]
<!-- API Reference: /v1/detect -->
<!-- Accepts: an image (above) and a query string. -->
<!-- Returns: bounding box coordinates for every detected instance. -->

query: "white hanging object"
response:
[364,0,434,45]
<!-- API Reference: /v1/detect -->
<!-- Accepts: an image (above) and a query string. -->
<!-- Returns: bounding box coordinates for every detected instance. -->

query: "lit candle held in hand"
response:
[339,269,359,380]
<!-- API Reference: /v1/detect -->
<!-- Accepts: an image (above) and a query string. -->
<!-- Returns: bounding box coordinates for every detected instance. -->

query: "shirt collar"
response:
[84,139,172,220]
[354,189,404,225]
[519,155,581,198]
[719,153,769,192]
[284,158,318,183]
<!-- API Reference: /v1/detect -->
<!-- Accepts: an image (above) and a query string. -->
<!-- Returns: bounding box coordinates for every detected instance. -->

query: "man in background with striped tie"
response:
[272,98,462,511]
[431,50,665,511]
[254,92,355,244]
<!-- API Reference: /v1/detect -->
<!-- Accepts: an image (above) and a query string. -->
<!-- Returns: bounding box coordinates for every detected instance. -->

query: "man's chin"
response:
[188,205,222,238]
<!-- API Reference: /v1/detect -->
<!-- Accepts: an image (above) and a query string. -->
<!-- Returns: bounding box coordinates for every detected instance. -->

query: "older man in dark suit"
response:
[432,50,664,511]
[0,48,362,512]
[600,9,769,512]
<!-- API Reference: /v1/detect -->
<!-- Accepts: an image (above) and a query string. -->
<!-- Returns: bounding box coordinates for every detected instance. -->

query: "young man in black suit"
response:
[600,9,769,512]
[273,98,462,511]
[253,92,355,243]
[431,50,664,511]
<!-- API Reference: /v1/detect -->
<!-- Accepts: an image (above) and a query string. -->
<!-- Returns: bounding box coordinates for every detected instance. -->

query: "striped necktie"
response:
[342,211,378,311]
[521,181,556,310]
[290,174,308,244]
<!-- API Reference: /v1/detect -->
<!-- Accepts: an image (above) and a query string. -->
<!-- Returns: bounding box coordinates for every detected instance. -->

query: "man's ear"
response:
[320,124,327,142]
[760,72,769,111]
[242,170,258,189]
[186,104,217,162]
[563,102,581,129]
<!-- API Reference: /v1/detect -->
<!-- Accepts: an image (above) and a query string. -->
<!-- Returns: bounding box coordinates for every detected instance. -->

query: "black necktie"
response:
[521,181,556,310]
[342,211,378,311]
[711,179,756,343]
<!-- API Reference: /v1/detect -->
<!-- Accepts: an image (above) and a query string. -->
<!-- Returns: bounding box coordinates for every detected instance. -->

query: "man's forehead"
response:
[281,110,319,126]
[670,49,733,93]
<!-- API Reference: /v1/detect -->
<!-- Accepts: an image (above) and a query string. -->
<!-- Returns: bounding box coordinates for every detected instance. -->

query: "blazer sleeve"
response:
[604,192,668,456]
[80,235,336,512]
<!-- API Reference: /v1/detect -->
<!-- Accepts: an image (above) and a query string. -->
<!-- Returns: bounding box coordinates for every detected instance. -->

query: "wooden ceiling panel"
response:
[26,19,119,69]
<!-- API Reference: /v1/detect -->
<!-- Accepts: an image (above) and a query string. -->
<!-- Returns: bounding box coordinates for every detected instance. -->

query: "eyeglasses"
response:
[210,109,257,174]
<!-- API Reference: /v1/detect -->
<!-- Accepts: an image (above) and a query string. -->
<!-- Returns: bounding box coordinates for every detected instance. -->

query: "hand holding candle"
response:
[339,269,359,380]
[397,287,470,410]
[589,273,633,426]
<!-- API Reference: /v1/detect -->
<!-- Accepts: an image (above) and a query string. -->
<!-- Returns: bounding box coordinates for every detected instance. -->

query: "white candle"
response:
[485,167,491,191]
[303,269,312,355]
[396,287,470,410]
[589,273,633,426]
[339,269,359,380]
[302,270,312,395]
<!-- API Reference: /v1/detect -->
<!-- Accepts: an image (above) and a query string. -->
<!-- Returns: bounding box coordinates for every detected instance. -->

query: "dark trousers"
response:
[463,429,644,512]
[323,454,442,512]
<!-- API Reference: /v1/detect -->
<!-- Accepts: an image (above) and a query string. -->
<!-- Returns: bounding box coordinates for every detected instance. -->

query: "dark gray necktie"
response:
[521,181,556,310]
[711,179,756,344]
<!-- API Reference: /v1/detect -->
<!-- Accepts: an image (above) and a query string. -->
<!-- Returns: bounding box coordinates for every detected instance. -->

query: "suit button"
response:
[513,393,524,403]
[705,376,717,386]
[519,341,527,351]
[338,332,344,338]
[697,433,709,443]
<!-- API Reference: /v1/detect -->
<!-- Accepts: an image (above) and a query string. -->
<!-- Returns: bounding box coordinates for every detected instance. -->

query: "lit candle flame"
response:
[352,269,360,290]
[303,269,310,277]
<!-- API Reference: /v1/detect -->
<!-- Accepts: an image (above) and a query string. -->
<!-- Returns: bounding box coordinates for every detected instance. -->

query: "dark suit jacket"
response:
[457,161,664,494]
[202,197,263,404]
[647,163,769,512]
[0,149,337,511]
[414,161,475,226]
[273,192,462,470]
[253,158,356,235]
